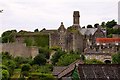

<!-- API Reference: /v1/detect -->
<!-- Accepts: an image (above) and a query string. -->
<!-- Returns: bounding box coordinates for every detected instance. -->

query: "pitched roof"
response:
[52,66,67,76]
[52,60,84,78]
[57,60,84,78]
[79,28,97,36]
[58,22,66,32]
[78,64,120,80]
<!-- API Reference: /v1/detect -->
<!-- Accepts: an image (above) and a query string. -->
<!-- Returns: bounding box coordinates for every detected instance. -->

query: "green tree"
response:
[2,30,17,43]
[33,54,46,65]
[57,54,80,66]
[4,60,16,76]
[101,22,106,28]
[106,20,117,28]
[112,53,120,64]
[2,70,10,80]
[51,50,65,65]
[21,64,31,72]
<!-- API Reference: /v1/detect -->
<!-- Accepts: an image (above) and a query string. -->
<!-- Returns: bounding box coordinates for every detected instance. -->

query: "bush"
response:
[33,54,46,65]
[112,53,120,64]
[57,54,80,66]
[21,64,31,72]
[2,70,10,80]
[51,50,65,65]
[85,59,104,64]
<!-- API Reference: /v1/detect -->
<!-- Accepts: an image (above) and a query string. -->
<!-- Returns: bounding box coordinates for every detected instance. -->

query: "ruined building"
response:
[48,11,106,52]
[15,11,106,52]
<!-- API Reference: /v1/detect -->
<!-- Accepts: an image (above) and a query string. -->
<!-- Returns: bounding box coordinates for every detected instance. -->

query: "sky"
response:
[0,0,119,36]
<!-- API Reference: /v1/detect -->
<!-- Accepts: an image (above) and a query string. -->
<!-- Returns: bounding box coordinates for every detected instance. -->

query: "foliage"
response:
[94,23,99,28]
[21,64,31,72]
[2,52,13,60]
[80,54,85,61]
[101,22,106,28]
[67,26,79,33]
[51,50,65,65]
[4,60,16,76]
[106,20,117,28]
[85,59,104,64]
[14,57,32,68]
[87,25,93,28]
[2,70,10,80]
[33,54,46,65]
[0,65,8,70]
[112,52,120,64]
[57,54,80,66]
[34,34,49,47]
[39,47,50,59]
[2,30,17,43]
[30,73,55,80]
[34,28,39,32]
[24,38,34,46]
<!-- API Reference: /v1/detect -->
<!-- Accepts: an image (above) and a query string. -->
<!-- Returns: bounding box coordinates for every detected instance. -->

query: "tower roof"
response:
[58,22,66,32]
[73,11,80,17]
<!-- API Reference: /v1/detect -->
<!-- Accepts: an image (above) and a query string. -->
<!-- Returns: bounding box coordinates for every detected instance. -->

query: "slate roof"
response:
[52,66,67,76]
[79,28,97,36]
[78,64,120,80]
[52,60,84,78]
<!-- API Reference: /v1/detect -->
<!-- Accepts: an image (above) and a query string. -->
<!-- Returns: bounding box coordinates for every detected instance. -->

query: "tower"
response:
[73,11,81,29]
[73,11,80,25]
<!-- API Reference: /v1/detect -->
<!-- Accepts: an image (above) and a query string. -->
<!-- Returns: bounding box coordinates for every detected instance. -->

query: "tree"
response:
[87,25,93,28]
[2,30,17,43]
[51,50,65,65]
[39,47,50,59]
[33,54,46,65]
[101,22,106,28]
[4,60,16,76]
[112,53,120,64]
[94,23,99,28]
[2,70,10,80]
[21,64,31,72]
[106,20,117,28]
[34,29,39,32]
[57,54,80,66]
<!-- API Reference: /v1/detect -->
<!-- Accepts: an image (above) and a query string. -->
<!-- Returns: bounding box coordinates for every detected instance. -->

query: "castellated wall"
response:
[0,43,39,58]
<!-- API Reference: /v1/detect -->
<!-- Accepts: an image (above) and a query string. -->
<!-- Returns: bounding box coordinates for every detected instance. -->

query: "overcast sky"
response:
[0,0,119,35]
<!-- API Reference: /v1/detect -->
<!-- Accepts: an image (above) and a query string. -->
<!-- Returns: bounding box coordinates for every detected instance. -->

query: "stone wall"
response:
[0,43,39,58]
[85,53,112,62]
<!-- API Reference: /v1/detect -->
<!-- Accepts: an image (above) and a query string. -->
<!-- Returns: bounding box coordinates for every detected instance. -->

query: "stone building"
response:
[8,11,108,53]
[48,11,106,52]
[13,11,106,52]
